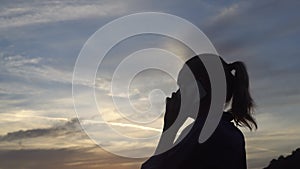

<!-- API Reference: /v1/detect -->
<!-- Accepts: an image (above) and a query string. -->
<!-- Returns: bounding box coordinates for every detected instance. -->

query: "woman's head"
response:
[181,55,257,130]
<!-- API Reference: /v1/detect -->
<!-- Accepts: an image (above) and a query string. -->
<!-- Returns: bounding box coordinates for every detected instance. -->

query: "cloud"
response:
[0,52,77,120]
[0,115,161,152]
[0,118,81,142]
[0,53,72,85]
[82,119,161,133]
[0,0,129,29]
[0,111,70,135]
[203,0,300,57]
[0,117,105,151]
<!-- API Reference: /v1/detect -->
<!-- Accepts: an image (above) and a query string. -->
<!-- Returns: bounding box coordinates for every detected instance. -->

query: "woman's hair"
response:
[186,55,257,130]
[220,57,257,130]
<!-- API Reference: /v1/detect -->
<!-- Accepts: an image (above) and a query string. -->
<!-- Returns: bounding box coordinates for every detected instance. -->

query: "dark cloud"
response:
[202,0,300,58]
[0,118,81,142]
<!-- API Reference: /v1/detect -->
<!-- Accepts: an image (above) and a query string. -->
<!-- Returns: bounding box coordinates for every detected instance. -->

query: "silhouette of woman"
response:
[141,55,257,169]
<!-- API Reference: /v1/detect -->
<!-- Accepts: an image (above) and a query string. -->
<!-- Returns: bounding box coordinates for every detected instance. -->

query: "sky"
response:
[0,0,300,169]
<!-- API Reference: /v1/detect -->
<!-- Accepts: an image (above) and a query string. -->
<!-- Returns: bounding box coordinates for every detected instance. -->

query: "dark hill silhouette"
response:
[264,148,300,169]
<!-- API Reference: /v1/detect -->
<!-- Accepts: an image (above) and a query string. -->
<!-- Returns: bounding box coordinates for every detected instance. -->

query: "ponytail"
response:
[229,61,257,130]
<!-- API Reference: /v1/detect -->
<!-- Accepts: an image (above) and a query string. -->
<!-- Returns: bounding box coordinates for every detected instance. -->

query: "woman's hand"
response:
[163,89,181,132]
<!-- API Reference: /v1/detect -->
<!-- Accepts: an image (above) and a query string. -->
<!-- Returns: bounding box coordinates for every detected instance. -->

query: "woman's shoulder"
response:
[208,112,245,147]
